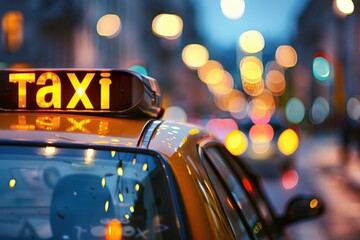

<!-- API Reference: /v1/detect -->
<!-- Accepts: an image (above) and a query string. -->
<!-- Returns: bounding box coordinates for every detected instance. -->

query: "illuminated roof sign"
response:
[0,69,162,118]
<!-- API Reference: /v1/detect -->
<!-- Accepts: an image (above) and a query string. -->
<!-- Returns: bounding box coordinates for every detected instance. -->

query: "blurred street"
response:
[260,132,360,240]
[1,1,360,239]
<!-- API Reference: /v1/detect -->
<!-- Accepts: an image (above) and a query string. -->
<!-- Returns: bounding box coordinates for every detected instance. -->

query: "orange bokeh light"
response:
[105,219,122,240]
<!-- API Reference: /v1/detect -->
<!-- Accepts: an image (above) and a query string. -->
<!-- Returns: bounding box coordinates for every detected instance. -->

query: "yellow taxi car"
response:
[0,69,323,239]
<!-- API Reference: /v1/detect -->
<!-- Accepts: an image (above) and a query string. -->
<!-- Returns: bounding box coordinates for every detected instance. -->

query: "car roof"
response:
[0,112,152,147]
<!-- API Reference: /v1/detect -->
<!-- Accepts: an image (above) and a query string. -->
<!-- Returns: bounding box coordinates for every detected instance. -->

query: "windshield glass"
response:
[0,145,180,240]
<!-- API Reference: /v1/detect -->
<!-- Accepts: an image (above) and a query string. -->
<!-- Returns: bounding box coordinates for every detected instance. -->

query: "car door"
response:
[199,141,280,240]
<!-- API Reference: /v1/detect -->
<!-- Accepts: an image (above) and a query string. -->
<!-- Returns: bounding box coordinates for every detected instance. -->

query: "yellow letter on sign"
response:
[9,73,35,108]
[67,73,94,109]
[36,72,61,108]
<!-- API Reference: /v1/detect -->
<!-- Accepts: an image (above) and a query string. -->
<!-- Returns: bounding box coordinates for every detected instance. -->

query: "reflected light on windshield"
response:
[105,219,122,240]
[118,193,124,202]
[85,148,95,164]
[281,169,298,190]
[9,178,16,188]
[117,167,123,176]
[44,146,56,157]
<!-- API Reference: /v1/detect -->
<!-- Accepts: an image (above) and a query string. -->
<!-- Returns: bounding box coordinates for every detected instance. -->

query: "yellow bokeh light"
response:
[198,60,224,84]
[335,0,354,15]
[105,219,122,240]
[278,129,299,155]
[275,45,298,68]
[239,30,265,54]
[208,71,234,96]
[242,78,264,97]
[182,44,209,69]
[152,13,183,40]
[225,130,248,156]
[220,0,245,20]
[9,178,16,188]
[240,56,263,81]
[96,14,121,38]
[310,199,319,209]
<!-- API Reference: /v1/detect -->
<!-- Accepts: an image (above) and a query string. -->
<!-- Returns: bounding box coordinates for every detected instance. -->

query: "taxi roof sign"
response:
[0,69,163,118]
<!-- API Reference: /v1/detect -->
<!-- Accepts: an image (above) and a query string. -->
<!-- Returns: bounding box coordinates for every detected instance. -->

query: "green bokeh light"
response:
[285,98,305,124]
[313,57,330,81]
[129,65,148,76]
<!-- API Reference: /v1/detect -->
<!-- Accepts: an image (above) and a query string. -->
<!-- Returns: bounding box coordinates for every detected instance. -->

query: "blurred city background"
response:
[1,0,360,239]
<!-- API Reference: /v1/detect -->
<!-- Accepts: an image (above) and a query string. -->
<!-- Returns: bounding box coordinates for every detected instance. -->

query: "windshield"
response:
[0,145,180,240]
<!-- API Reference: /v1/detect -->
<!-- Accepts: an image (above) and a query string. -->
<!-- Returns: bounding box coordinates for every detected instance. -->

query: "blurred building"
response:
[0,0,215,116]
[292,0,360,127]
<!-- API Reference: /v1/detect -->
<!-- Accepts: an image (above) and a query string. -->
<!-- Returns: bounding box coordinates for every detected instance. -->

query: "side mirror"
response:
[278,195,325,229]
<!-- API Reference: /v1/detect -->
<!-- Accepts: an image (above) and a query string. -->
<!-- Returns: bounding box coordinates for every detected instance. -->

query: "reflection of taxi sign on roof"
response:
[0,69,162,118]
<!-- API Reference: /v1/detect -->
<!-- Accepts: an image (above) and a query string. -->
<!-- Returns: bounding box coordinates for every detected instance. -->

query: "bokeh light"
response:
[208,71,234,96]
[275,45,298,68]
[265,70,286,96]
[225,130,248,156]
[278,129,299,155]
[239,30,265,54]
[347,97,360,121]
[205,118,238,142]
[240,56,263,81]
[334,0,355,15]
[162,106,188,122]
[97,14,121,38]
[182,44,209,69]
[129,65,148,75]
[249,124,274,143]
[310,97,330,124]
[220,0,245,20]
[198,60,224,85]
[105,219,122,240]
[248,90,276,124]
[285,98,305,124]
[313,56,331,81]
[282,169,299,190]
[152,13,183,40]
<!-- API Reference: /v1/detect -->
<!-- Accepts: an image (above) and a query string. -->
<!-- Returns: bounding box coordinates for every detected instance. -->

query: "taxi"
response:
[0,69,324,240]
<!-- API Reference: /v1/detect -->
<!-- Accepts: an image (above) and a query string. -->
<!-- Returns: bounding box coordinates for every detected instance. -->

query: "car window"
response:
[0,145,181,240]
[201,155,252,240]
[203,146,271,240]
